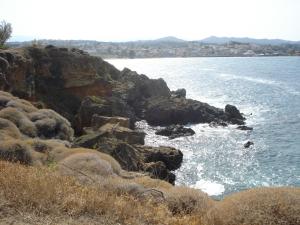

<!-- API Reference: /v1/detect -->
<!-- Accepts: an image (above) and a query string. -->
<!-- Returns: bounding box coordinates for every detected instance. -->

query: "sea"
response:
[108,56,300,199]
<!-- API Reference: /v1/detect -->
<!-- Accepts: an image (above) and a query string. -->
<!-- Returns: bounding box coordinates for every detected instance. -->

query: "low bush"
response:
[29,109,74,141]
[58,152,116,183]
[165,186,215,216]
[0,107,37,137]
[0,140,33,164]
[0,118,21,139]
[205,187,300,225]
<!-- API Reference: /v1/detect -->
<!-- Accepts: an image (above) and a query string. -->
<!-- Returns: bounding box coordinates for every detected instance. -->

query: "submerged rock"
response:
[237,125,253,131]
[155,124,195,139]
[244,141,254,148]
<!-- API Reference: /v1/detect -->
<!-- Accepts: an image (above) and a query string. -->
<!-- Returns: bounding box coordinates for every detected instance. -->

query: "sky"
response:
[1,0,300,42]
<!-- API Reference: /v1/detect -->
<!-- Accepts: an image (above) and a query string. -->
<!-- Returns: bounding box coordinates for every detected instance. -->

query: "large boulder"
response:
[145,96,225,126]
[224,104,245,125]
[145,97,246,126]
[98,123,146,145]
[91,115,130,129]
[134,145,183,171]
[155,124,195,139]
[75,96,136,133]
[74,131,183,183]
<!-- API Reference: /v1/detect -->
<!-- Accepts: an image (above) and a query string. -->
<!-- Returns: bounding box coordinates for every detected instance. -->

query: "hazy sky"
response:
[1,0,300,42]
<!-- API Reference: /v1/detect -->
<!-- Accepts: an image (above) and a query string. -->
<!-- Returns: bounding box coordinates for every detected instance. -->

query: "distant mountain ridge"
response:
[199,36,300,45]
[8,35,300,46]
[7,36,300,58]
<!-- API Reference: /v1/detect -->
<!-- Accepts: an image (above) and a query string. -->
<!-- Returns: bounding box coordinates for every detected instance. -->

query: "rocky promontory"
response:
[0,45,245,183]
[0,46,245,130]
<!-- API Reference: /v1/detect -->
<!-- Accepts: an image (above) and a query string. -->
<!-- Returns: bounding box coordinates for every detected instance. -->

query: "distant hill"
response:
[153,36,186,43]
[200,36,300,45]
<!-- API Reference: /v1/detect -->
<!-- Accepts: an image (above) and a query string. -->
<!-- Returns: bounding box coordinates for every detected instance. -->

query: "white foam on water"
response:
[219,73,278,86]
[192,180,225,196]
[200,68,215,71]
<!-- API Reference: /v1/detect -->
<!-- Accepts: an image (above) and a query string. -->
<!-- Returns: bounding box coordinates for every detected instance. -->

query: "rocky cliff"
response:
[0,45,245,132]
[0,46,246,182]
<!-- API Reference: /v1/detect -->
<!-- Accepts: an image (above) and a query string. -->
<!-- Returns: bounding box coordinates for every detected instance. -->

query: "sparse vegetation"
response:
[0,20,12,48]
[0,161,203,225]
[205,187,300,225]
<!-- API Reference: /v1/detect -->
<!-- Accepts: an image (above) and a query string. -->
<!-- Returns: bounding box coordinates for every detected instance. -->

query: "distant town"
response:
[9,36,300,58]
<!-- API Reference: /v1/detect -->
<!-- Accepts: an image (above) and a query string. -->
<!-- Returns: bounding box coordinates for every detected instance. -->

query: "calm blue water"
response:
[108,57,300,198]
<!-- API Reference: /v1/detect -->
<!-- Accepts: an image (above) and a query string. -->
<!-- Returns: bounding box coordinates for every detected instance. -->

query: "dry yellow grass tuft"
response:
[132,175,173,189]
[205,187,300,225]
[0,160,203,225]
[165,186,215,216]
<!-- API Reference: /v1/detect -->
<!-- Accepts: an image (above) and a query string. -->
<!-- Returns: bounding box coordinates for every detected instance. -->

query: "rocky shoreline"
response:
[0,45,247,183]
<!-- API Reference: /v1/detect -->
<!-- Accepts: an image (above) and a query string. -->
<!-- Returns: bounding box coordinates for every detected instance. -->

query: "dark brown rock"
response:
[145,96,225,126]
[225,104,245,120]
[237,125,253,131]
[155,124,195,139]
[171,88,186,98]
[135,145,183,171]
[91,115,130,129]
[244,141,254,148]
[144,161,176,184]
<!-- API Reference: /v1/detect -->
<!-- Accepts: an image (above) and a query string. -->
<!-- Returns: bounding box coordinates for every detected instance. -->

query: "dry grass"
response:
[165,186,215,216]
[205,187,300,225]
[132,176,173,189]
[0,161,203,225]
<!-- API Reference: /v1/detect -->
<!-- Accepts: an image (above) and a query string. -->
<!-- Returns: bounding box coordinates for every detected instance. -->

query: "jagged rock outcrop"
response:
[0,46,246,131]
[224,104,245,125]
[0,46,119,127]
[0,90,181,184]
[146,97,224,125]
[73,117,183,184]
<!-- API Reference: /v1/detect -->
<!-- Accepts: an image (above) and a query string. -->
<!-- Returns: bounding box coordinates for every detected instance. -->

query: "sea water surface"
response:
[108,57,300,198]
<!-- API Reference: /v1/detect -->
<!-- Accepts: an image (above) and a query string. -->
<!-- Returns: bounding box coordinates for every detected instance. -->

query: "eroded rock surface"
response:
[0,46,246,132]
